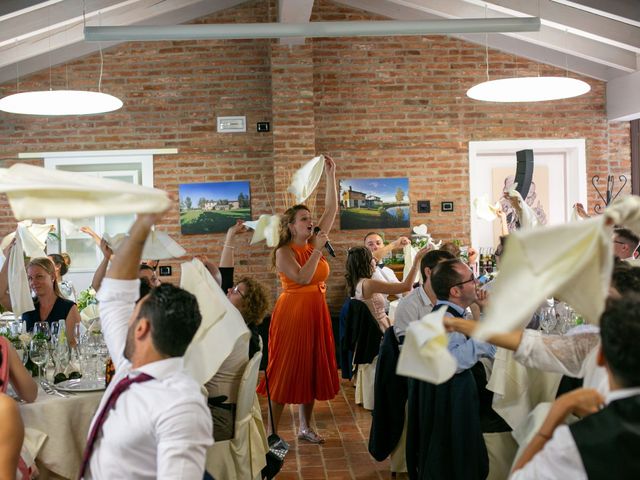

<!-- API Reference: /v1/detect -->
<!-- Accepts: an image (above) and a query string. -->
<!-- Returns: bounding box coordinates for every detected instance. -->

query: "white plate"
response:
[55,378,106,392]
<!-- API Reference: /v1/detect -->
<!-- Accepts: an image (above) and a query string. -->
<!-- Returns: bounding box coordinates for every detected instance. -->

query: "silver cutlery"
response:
[40,380,69,398]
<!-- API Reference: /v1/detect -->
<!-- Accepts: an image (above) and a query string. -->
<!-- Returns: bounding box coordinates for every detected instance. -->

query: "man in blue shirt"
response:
[430,258,496,371]
[430,259,512,480]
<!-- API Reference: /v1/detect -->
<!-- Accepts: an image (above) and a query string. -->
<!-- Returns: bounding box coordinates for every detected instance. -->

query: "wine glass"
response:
[33,321,50,340]
[30,338,49,381]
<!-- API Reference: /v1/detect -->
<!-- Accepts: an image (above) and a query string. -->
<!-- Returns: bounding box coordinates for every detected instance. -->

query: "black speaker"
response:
[514,149,534,200]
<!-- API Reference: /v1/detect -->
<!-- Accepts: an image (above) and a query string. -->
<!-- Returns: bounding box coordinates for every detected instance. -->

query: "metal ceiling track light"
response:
[84,17,541,42]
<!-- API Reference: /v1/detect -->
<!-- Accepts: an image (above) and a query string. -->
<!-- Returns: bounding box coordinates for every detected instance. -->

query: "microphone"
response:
[313,226,336,257]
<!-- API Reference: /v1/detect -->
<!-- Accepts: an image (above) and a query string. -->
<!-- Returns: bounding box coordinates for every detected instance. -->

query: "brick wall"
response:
[0,0,631,314]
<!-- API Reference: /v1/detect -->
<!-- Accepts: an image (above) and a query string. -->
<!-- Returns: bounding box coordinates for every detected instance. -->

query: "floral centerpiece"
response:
[76,287,97,312]
[411,224,442,250]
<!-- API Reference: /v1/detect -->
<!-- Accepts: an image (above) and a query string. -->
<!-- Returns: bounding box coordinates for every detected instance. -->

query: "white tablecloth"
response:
[20,387,103,479]
[486,347,562,430]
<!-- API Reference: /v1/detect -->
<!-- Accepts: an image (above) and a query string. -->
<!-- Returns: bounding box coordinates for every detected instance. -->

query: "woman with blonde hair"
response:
[0,254,80,346]
[257,155,338,443]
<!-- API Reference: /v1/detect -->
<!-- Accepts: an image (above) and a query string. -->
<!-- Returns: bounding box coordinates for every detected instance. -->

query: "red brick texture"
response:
[0,0,631,314]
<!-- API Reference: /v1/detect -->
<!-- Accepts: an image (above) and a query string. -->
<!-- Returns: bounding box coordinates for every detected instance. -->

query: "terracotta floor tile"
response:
[257,378,400,480]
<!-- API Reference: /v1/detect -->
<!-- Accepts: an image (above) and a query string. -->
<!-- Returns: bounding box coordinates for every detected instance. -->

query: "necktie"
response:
[78,373,154,479]
[377,263,385,269]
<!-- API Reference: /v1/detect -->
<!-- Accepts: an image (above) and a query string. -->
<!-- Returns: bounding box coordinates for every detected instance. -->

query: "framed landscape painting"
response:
[339,177,410,230]
[179,181,251,234]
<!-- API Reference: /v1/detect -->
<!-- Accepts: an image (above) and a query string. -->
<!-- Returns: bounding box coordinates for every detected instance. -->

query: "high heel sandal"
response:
[297,427,325,444]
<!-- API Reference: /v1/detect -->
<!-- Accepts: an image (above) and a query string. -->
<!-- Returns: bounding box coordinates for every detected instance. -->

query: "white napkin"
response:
[474,195,640,340]
[16,224,46,258]
[0,163,171,220]
[1,220,54,256]
[245,214,281,247]
[79,303,100,326]
[473,195,501,222]
[505,186,538,229]
[570,204,584,222]
[397,308,457,385]
[22,427,47,472]
[404,225,441,283]
[181,258,250,385]
[8,239,35,316]
[287,155,324,204]
[106,230,186,260]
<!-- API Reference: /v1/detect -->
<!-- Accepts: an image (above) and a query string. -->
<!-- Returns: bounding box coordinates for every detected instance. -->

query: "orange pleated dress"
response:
[257,242,340,404]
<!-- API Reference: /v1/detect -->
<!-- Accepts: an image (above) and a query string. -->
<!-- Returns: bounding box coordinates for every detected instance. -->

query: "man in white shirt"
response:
[393,249,455,341]
[511,294,640,479]
[81,211,212,479]
[364,232,409,283]
[364,232,411,308]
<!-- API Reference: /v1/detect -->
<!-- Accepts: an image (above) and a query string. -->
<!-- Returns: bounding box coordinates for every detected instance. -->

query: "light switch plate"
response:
[217,116,246,133]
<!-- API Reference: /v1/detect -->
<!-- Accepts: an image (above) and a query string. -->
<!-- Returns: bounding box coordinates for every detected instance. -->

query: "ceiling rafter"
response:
[461,0,640,52]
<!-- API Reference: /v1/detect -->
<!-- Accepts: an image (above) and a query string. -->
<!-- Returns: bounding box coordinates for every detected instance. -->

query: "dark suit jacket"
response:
[406,370,489,480]
[343,299,383,366]
[369,326,407,461]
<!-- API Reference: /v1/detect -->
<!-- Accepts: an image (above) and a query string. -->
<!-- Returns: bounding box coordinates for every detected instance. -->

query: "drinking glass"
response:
[540,308,557,334]
[30,338,49,380]
[50,321,60,345]
[33,321,50,340]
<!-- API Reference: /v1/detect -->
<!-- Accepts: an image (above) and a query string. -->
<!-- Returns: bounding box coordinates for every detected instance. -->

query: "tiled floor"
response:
[258,376,406,480]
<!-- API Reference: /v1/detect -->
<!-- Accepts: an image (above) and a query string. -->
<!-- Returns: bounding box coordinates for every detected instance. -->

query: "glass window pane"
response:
[105,214,135,235]
[65,238,97,270]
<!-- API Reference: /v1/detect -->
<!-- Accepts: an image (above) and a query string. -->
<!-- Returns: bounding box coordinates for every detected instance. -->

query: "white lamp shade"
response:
[0,90,123,115]
[467,77,591,102]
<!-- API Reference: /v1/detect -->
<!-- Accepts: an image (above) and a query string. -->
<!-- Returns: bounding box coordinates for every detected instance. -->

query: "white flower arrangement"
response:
[411,224,442,250]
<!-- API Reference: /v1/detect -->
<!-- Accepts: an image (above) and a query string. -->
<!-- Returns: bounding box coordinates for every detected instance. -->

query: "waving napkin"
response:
[0,163,171,220]
[474,195,640,341]
[473,195,501,222]
[287,155,324,204]
[505,185,538,229]
[397,308,457,384]
[106,230,186,260]
[244,214,280,247]
[1,220,54,257]
[181,258,250,385]
[403,225,442,283]
[8,238,35,316]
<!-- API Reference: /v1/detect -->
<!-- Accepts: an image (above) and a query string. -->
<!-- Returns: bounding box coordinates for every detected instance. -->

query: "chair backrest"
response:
[234,351,263,426]
[346,299,383,365]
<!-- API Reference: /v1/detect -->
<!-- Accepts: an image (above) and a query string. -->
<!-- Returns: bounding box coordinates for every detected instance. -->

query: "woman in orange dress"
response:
[257,155,338,443]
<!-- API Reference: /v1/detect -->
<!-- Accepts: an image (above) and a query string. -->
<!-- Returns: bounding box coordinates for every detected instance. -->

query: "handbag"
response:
[261,373,289,480]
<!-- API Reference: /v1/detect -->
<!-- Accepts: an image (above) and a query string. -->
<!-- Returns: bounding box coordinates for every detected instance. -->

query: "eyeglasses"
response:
[450,274,476,289]
[231,285,245,298]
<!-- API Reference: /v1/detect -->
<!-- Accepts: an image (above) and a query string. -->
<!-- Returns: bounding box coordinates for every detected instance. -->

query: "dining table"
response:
[19,384,103,480]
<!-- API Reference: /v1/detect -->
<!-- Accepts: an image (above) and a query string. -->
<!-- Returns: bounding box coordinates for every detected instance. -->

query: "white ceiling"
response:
[1,0,639,119]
